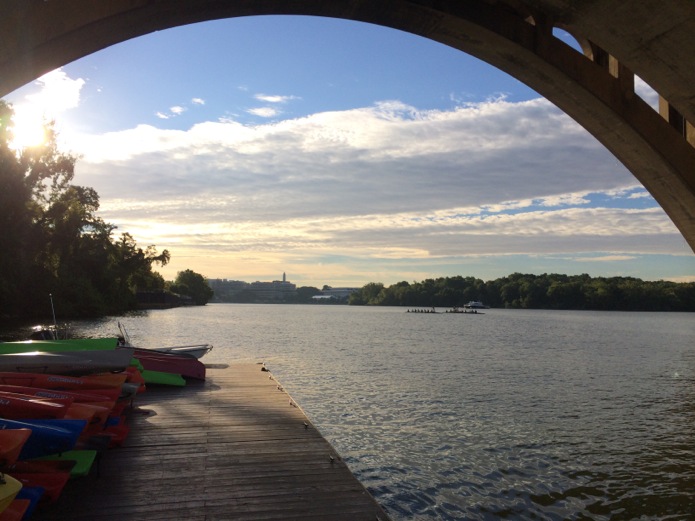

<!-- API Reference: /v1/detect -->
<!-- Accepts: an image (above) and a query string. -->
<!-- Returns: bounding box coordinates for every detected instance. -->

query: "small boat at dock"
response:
[148,343,212,359]
[117,322,212,359]
[127,347,206,380]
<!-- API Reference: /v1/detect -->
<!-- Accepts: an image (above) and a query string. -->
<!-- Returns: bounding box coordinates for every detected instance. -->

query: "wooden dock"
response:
[35,363,391,520]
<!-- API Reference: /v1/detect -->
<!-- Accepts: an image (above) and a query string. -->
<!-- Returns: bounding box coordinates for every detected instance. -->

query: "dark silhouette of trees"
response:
[0,100,169,319]
[169,269,214,305]
[349,273,695,311]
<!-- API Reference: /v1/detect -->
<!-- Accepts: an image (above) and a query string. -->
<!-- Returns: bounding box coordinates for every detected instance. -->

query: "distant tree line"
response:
[348,273,695,311]
[0,101,211,320]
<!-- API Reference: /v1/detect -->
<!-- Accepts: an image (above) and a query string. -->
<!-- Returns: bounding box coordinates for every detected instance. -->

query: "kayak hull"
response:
[0,429,31,467]
[0,419,86,460]
[0,348,134,376]
[0,474,22,513]
[0,372,128,390]
[0,338,118,355]
[130,348,205,380]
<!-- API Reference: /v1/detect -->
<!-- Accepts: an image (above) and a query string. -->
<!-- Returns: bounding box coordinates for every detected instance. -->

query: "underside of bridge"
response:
[2,0,694,252]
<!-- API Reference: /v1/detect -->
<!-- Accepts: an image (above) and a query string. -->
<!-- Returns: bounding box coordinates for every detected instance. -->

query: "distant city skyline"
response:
[4,15,694,287]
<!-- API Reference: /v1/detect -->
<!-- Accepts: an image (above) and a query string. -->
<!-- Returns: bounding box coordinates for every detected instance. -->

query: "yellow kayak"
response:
[0,473,22,513]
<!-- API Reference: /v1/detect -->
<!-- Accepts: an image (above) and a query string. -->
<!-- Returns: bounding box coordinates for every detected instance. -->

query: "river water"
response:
[6,304,695,519]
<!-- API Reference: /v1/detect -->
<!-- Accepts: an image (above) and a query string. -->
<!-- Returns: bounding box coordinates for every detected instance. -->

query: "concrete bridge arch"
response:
[2,0,695,252]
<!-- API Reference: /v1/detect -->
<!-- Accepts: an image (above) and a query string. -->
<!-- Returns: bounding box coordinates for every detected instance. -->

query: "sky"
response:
[4,15,695,288]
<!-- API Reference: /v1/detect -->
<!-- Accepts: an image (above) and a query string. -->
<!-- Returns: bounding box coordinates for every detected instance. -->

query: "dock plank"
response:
[33,363,390,520]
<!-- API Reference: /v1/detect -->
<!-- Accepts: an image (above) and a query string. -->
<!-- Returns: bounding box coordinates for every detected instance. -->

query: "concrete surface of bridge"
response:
[2,0,694,252]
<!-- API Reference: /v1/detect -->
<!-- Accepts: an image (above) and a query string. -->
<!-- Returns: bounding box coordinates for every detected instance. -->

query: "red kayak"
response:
[1,391,114,426]
[0,429,31,466]
[77,402,114,425]
[0,499,31,521]
[65,402,112,427]
[124,366,147,386]
[1,460,76,475]
[0,391,70,419]
[0,372,128,390]
[129,348,206,380]
[0,384,119,405]
[107,423,130,447]
[11,471,71,503]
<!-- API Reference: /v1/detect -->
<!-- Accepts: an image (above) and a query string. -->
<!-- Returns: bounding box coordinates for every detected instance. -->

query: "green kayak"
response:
[140,369,186,387]
[35,449,98,477]
[0,338,119,354]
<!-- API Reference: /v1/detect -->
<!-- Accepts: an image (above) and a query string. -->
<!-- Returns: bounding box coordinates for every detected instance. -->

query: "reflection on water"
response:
[4,305,694,519]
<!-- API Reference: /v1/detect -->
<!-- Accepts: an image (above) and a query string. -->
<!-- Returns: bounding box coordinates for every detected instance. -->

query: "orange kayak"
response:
[0,429,31,467]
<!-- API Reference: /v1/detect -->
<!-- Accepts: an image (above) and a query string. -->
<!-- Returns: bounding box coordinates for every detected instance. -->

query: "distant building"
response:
[209,275,355,303]
[248,273,296,302]
[313,287,359,302]
[208,279,250,301]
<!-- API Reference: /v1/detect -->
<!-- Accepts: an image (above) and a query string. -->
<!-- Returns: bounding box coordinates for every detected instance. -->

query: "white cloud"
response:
[628,191,652,199]
[573,255,637,262]
[9,68,86,148]
[247,107,280,118]
[254,94,299,103]
[71,96,693,281]
[26,69,85,113]
[170,105,186,115]
[191,98,205,105]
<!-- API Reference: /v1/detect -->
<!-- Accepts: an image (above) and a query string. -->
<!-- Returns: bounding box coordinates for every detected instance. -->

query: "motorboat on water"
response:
[463,300,490,309]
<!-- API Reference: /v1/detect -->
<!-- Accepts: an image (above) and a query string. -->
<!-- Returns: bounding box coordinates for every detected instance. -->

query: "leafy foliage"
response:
[349,273,695,311]
[168,269,214,305]
[0,101,169,319]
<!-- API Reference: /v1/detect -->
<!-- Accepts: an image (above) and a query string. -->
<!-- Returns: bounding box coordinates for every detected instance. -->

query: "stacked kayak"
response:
[0,332,211,518]
[0,391,134,517]
[7,337,209,386]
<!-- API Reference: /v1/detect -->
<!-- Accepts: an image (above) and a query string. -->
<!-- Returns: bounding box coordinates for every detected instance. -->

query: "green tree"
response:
[169,269,213,305]
[0,100,172,318]
[0,101,84,316]
[296,286,322,303]
[347,273,695,312]
[349,283,384,305]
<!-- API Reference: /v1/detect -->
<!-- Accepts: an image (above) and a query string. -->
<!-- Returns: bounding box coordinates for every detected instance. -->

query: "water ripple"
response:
[36,305,695,520]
